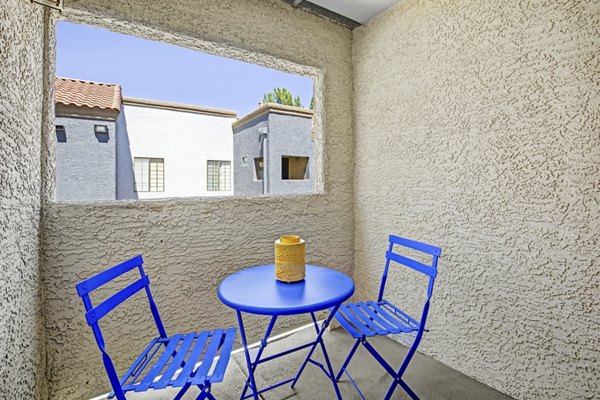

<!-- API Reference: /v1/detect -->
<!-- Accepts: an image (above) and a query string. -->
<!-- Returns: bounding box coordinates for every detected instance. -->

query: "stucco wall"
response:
[0,1,49,399]
[42,1,353,399]
[55,116,117,201]
[352,1,600,399]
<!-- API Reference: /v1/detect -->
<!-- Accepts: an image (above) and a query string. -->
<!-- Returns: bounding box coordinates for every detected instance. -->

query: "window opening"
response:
[134,158,164,192]
[281,156,309,180]
[207,160,232,191]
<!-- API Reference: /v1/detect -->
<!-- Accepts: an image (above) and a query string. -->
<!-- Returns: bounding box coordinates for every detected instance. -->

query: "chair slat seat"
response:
[209,327,237,383]
[335,301,419,338]
[154,332,198,389]
[121,328,236,393]
[189,329,225,385]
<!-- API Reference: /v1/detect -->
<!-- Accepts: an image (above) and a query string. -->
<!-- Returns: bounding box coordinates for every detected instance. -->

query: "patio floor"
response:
[125,327,513,400]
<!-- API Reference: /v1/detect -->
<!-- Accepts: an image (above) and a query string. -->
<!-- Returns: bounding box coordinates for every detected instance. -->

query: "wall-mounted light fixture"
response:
[94,125,109,134]
[94,125,110,143]
[258,126,268,141]
[31,0,63,11]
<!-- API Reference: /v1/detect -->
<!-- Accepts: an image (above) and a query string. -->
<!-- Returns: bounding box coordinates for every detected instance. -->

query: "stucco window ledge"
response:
[48,191,327,207]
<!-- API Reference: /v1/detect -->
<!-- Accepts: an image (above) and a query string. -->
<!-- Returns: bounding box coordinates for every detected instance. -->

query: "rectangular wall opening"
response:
[282,156,309,180]
[53,20,321,201]
[254,157,264,181]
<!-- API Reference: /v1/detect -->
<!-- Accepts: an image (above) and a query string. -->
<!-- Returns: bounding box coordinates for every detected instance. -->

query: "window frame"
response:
[281,155,310,180]
[49,17,325,203]
[134,157,165,193]
[207,160,232,191]
[253,157,265,181]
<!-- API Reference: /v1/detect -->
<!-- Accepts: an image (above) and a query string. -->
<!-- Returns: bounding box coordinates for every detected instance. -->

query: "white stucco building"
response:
[116,97,236,199]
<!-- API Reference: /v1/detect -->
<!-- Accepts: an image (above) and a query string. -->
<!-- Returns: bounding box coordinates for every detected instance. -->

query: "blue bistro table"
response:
[218,264,355,400]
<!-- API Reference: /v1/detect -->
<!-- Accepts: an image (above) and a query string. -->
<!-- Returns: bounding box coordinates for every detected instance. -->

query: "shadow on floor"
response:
[125,327,513,400]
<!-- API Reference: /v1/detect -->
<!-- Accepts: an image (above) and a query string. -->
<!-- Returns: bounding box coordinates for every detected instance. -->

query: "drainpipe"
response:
[259,126,269,195]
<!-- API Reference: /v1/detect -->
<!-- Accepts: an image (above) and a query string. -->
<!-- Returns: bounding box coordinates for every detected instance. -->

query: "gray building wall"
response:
[234,112,314,196]
[233,114,269,196]
[268,113,314,195]
[55,116,117,201]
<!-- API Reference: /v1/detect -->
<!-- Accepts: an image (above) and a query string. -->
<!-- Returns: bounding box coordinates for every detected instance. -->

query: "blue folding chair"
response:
[334,235,441,400]
[76,255,236,400]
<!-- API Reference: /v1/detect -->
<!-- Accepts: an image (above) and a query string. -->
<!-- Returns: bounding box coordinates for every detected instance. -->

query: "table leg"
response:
[237,311,278,400]
[291,304,343,400]
[309,312,320,333]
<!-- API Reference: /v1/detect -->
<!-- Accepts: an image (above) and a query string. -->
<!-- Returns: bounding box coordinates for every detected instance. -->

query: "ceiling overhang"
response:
[282,0,404,29]
[281,0,361,29]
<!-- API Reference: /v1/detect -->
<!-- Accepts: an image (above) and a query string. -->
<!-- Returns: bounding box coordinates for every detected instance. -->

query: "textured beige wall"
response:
[352,1,599,399]
[0,1,50,399]
[41,1,353,399]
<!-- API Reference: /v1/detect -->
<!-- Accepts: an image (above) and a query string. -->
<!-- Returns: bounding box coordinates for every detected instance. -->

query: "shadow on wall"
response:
[116,106,138,200]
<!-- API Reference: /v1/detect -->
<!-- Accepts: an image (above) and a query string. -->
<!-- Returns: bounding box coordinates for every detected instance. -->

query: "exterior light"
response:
[258,126,268,141]
[55,125,66,143]
[30,0,63,11]
[94,125,109,134]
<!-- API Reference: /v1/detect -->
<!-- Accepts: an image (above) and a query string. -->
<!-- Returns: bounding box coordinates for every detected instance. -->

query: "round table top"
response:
[218,265,355,316]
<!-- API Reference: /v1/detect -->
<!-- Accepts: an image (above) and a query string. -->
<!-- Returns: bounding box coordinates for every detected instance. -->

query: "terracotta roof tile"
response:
[55,77,122,111]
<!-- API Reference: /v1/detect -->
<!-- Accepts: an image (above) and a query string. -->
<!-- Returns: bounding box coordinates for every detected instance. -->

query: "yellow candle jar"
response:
[275,235,306,283]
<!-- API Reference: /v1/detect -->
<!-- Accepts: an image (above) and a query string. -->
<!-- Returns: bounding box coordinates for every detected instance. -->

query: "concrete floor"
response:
[126,327,513,400]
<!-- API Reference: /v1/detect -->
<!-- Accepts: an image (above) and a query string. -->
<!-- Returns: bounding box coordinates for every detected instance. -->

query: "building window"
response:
[134,158,164,192]
[207,160,231,191]
[56,125,66,143]
[242,156,248,167]
[282,156,309,180]
[254,158,264,181]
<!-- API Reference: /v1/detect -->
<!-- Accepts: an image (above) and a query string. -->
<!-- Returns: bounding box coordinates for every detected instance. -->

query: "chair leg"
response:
[361,339,396,377]
[174,383,192,400]
[361,337,422,400]
[398,379,419,400]
[384,377,419,400]
[336,338,360,381]
[382,334,423,400]
[195,383,216,400]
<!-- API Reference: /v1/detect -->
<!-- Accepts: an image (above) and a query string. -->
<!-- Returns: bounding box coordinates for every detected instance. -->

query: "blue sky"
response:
[56,21,314,117]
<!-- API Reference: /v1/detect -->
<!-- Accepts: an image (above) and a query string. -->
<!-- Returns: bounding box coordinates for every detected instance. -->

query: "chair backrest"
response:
[75,255,167,396]
[76,254,167,338]
[378,235,442,329]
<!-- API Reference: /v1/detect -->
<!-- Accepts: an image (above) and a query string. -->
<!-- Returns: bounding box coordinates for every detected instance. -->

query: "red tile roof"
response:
[55,77,122,111]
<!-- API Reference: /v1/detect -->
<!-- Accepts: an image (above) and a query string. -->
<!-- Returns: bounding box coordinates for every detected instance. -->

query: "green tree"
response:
[309,97,314,110]
[262,87,303,107]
